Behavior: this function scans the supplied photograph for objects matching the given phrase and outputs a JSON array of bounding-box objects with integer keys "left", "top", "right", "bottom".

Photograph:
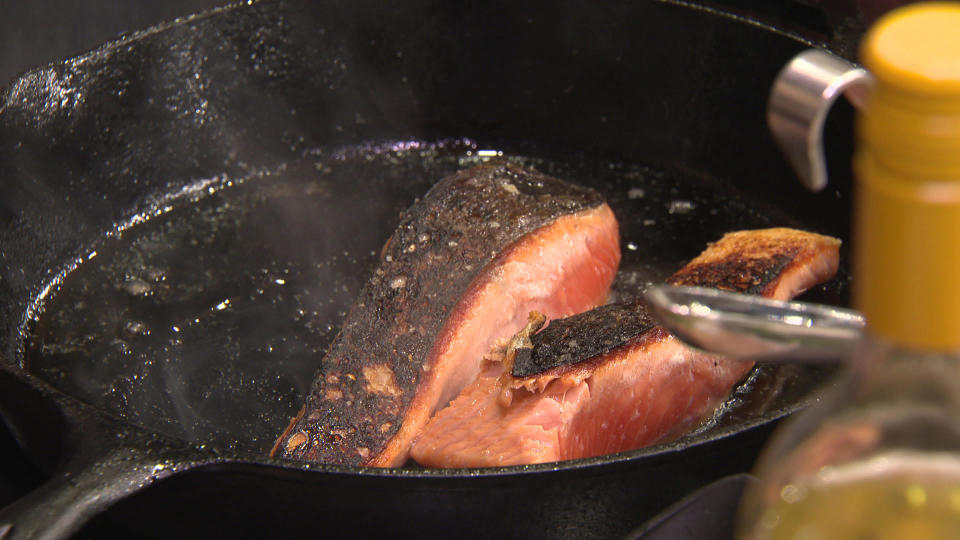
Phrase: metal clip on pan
[{"left": 767, "top": 49, "right": 873, "bottom": 192}]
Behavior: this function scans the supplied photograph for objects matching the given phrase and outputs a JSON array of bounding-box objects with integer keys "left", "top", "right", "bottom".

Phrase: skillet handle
[
  {"left": 0, "top": 409, "right": 207, "bottom": 540},
  {"left": 0, "top": 371, "right": 213, "bottom": 540},
  {"left": 0, "top": 440, "right": 162, "bottom": 540}
]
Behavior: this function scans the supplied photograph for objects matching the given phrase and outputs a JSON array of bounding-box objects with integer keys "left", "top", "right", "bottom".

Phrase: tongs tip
[{"left": 643, "top": 284, "right": 863, "bottom": 363}]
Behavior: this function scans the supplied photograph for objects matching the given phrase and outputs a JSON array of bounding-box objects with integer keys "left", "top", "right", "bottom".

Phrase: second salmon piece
[
  {"left": 410, "top": 228, "right": 841, "bottom": 467},
  {"left": 272, "top": 162, "right": 621, "bottom": 466}
]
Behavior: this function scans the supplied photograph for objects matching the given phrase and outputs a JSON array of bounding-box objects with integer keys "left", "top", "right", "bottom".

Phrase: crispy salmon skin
[
  {"left": 410, "top": 228, "right": 840, "bottom": 467},
  {"left": 272, "top": 162, "right": 620, "bottom": 466}
]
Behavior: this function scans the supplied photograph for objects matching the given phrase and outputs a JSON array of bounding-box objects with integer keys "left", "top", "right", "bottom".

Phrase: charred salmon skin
[
  {"left": 409, "top": 228, "right": 841, "bottom": 467},
  {"left": 272, "top": 162, "right": 621, "bottom": 466}
]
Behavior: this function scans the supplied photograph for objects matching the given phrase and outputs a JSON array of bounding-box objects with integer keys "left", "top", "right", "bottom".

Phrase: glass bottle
[{"left": 738, "top": 3, "right": 960, "bottom": 539}]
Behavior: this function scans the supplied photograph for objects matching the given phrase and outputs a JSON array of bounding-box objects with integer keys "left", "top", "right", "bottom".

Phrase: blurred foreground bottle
[{"left": 738, "top": 3, "right": 960, "bottom": 539}]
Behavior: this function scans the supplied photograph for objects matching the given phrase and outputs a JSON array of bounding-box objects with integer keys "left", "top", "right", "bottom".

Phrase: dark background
[
  {"left": 0, "top": 0, "right": 923, "bottom": 86},
  {"left": 0, "top": 1, "right": 229, "bottom": 86}
]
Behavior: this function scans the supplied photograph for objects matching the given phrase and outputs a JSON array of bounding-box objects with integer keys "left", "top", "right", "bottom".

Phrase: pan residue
[{"left": 21, "top": 139, "right": 839, "bottom": 458}]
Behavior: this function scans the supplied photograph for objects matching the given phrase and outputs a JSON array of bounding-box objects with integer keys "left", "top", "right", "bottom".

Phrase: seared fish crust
[{"left": 273, "top": 162, "right": 620, "bottom": 466}]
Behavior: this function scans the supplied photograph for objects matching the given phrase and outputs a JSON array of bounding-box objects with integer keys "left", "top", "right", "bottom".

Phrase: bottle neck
[
  {"left": 859, "top": 85, "right": 960, "bottom": 178},
  {"left": 853, "top": 86, "right": 960, "bottom": 351}
]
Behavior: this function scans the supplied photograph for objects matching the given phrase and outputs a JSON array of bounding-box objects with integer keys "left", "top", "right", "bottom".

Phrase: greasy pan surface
[{"left": 0, "top": 0, "right": 855, "bottom": 537}]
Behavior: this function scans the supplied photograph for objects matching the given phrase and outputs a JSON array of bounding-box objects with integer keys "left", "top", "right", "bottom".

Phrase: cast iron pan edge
[{"left": 0, "top": 0, "right": 853, "bottom": 538}]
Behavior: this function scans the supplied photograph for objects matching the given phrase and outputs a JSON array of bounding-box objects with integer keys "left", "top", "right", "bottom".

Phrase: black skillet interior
[{"left": 0, "top": 0, "right": 857, "bottom": 537}]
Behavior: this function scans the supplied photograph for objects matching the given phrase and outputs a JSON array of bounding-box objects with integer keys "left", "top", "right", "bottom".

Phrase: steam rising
[
  {"left": 25, "top": 141, "right": 476, "bottom": 454},
  {"left": 24, "top": 139, "right": 802, "bottom": 456}
]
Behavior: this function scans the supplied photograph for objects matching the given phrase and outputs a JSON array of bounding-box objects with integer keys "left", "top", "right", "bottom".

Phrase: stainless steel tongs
[
  {"left": 644, "top": 285, "right": 864, "bottom": 362},
  {"left": 643, "top": 49, "right": 873, "bottom": 362}
]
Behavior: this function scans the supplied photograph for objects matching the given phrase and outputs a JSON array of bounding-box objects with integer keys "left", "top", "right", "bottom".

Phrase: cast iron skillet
[{"left": 0, "top": 1, "right": 858, "bottom": 538}]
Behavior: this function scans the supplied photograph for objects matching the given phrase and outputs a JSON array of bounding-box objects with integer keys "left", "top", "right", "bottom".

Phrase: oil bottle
[{"left": 738, "top": 3, "right": 960, "bottom": 538}]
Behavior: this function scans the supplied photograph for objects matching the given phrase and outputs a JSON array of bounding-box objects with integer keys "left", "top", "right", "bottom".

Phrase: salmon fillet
[
  {"left": 409, "top": 228, "right": 841, "bottom": 467},
  {"left": 272, "top": 162, "right": 621, "bottom": 466}
]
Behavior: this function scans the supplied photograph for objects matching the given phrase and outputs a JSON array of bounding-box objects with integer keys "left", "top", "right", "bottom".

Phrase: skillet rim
[{"left": 0, "top": 0, "right": 849, "bottom": 480}]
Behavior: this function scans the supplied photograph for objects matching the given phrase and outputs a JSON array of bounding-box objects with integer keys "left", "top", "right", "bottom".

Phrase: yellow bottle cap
[
  {"left": 855, "top": 3, "right": 960, "bottom": 350},
  {"left": 862, "top": 2, "right": 960, "bottom": 97}
]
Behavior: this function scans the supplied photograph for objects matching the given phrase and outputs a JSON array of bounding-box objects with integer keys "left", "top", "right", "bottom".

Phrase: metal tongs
[
  {"left": 642, "top": 49, "right": 875, "bottom": 363},
  {"left": 644, "top": 285, "right": 864, "bottom": 362}
]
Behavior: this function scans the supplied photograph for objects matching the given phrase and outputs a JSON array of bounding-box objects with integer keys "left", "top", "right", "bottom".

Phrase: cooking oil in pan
[{"left": 22, "top": 139, "right": 841, "bottom": 456}]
